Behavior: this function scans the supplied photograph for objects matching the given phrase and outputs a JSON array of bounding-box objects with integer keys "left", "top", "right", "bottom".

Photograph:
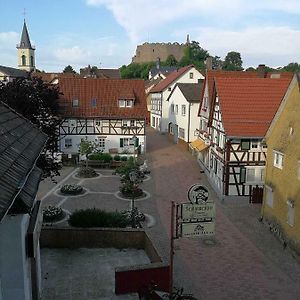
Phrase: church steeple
[{"left": 17, "top": 20, "right": 35, "bottom": 72}]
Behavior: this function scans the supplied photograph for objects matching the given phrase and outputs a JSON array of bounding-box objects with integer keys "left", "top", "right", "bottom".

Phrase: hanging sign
[
  {"left": 181, "top": 203, "right": 215, "bottom": 220},
  {"left": 187, "top": 184, "right": 209, "bottom": 204},
  {"left": 180, "top": 222, "right": 215, "bottom": 238}
]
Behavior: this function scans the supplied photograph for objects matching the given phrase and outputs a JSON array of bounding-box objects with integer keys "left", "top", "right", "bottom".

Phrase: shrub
[
  {"left": 77, "top": 166, "right": 97, "bottom": 178},
  {"left": 121, "top": 156, "right": 128, "bottom": 161},
  {"left": 120, "top": 184, "right": 144, "bottom": 198},
  {"left": 114, "top": 155, "right": 121, "bottom": 161},
  {"left": 68, "top": 208, "right": 130, "bottom": 228},
  {"left": 88, "top": 152, "right": 112, "bottom": 163},
  {"left": 43, "top": 205, "right": 64, "bottom": 222},
  {"left": 60, "top": 184, "right": 83, "bottom": 195}
]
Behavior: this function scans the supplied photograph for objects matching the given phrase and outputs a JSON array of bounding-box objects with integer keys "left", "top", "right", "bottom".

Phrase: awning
[{"left": 190, "top": 139, "right": 209, "bottom": 152}]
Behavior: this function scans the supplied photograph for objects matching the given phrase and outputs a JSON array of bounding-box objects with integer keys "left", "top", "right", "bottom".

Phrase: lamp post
[
  {"left": 132, "top": 134, "right": 137, "bottom": 164},
  {"left": 129, "top": 170, "right": 138, "bottom": 228}
]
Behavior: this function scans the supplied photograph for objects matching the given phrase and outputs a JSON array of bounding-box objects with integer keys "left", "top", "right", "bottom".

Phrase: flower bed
[
  {"left": 77, "top": 166, "right": 97, "bottom": 178},
  {"left": 120, "top": 185, "right": 144, "bottom": 198},
  {"left": 43, "top": 205, "right": 65, "bottom": 223},
  {"left": 60, "top": 184, "right": 83, "bottom": 195}
]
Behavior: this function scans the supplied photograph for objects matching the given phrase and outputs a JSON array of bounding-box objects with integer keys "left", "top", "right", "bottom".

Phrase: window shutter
[
  {"left": 120, "top": 138, "right": 124, "bottom": 147},
  {"left": 135, "top": 137, "right": 139, "bottom": 147}
]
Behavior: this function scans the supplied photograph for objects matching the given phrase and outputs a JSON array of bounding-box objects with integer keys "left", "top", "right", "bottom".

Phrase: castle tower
[{"left": 17, "top": 20, "right": 35, "bottom": 72}]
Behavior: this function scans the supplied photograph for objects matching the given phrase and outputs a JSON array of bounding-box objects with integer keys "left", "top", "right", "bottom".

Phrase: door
[{"left": 250, "top": 186, "right": 263, "bottom": 204}]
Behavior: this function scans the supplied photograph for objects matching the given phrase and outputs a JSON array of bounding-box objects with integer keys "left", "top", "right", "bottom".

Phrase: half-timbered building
[
  {"left": 195, "top": 71, "right": 293, "bottom": 202},
  {"left": 57, "top": 78, "right": 148, "bottom": 157}
]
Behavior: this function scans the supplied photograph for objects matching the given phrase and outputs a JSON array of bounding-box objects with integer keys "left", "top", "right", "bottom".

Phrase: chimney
[
  {"left": 186, "top": 34, "right": 190, "bottom": 45},
  {"left": 257, "top": 64, "right": 267, "bottom": 78},
  {"left": 205, "top": 57, "right": 213, "bottom": 71},
  {"left": 156, "top": 57, "right": 160, "bottom": 70}
]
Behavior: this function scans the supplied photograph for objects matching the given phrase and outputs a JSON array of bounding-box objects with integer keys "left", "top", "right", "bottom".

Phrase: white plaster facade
[
  {"left": 167, "top": 85, "right": 200, "bottom": 144},
  {"left": 150, "top": 67, "right": 204, "bottom": 133},
  {"left": 0, "top": 212, "right": 41, "bottom": 300}
]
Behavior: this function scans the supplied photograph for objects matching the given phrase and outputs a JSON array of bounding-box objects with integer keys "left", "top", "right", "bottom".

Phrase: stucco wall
[{"left": 262, "top": 78, "right": 300, "bottom": 246}]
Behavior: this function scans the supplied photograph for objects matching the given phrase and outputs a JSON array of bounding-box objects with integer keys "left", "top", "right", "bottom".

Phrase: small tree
[
  {"left": 165, "top": 55, "right": 178, "bottom": 66},
  {"left": 63, "top": 65, "right": 77, "bottom": 74},
  {"left": 222, "top": 51, "right": 243, "bottom": 71},
  {"left": 79, "top": 139, "right": 94, "bottom": 167}
]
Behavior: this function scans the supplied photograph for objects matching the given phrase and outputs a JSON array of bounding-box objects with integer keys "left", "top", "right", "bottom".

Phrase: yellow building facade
[{"left": 262, "top": 74, "right": 300, "bottom": 252}]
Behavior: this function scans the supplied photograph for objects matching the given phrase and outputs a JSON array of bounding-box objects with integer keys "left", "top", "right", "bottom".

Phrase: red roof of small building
[
  {"left": 215, "top": 76, "right": 293, "bottom": 137},
  {"left": 150, "top": 65, "right": 194, "bottom": 93},
  {"left": 58, "top": 78, "right": 148, "bottom": 120}
]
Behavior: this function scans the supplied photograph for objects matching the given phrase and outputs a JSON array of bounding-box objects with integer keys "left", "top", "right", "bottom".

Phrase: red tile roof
[
  {"left": 58, "top": 78, "right": 148, "bottom": 120},
  {"left": 150, "top": 65, "right": 194, "bottom": 93},
  {"left": 215, "top": 76, "right": 293, "bottom": 137}
]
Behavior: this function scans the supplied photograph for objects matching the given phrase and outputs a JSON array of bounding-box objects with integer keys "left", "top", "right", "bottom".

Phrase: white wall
[
  {"left": 161, "top": 67, "right": 204, "bottom": 132},
  {"left": 60, "top": 134, "right": 146, "bottom": 155},
  {"left": 0, "top": 214, "right": 32, "bottom": 300}
]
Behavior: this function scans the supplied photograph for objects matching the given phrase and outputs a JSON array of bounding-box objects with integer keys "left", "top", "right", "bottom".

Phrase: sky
[{"left": 1, "top": 0, "right": 300, "bottom": 72}]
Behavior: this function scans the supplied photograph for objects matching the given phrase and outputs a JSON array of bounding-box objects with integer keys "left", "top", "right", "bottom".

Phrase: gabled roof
[
  {"left": 0, "top": 102, "right": 47, "bottom": 221},
  {"left": 149, "top": 66, "right": 177, "bottom": 78},
  {"left": 214, "top": 76, "right": 293, "bottom": 138},
  {"left": 176, "top": 81, "right": 204, "bottom": 103},
  {"left": 150, "top": 65, "right": 194, "bottom": 93},
  {"left": 18, "top": 20, "right": 33, "bottom": 49},
  {"left": 0, "top": 65, "right": 28, "bottom": 78},
  {"left": 58, "top": 78, "right": 148, "bottom": 119}
]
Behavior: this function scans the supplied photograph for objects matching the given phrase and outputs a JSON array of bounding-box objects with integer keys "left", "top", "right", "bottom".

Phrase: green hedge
[
  {"left": 88, "top": 153, "right": 112, "bottom": 162},
  {"left": 68, "top": 208, "right": 130, "bottom": 228}
]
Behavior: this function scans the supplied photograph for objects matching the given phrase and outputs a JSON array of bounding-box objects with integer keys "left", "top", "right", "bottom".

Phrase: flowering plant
[{"left": 43, "top": 205, "right": 63, "bottom": 222}]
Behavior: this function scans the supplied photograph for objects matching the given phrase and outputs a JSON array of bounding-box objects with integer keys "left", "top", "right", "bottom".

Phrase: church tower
[{"left": 17, "top": 20, "right": 35, "bottom": 72}]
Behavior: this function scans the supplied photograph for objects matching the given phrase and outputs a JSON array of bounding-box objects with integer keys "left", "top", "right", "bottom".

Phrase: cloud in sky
[{"left": 86, "top": 0, "right": 300, "bottom": 67}]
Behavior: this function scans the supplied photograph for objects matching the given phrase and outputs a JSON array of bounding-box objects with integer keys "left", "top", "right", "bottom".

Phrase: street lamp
[
  {"left": 132, "top": 134, "right": 138, "bottom": 164},
  {"left": 129, "top": 170, "right": 138, "bottom": 228}
]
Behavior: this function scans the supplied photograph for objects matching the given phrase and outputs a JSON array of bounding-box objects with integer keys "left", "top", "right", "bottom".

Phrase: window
[
  {"left": 214, "top": 159, "right": 218, "bottom": 174},
  {"left": 91, "top": 98, "right": 97, "bottom": 107},
  {"left": 30, "top": 56, "right": 34, "bottom": 67},
  {"left": 130, "top": 120, "right": 135, "bottom": 127},
  {"left": 152, "top": 116, "right": 155, "bottom": 127},
  {"left": 98, "top": 138, "right": 105, "bottom": 148},
  {"left": 122, "top": 120, "right": 129, "bottom": 127},
  {"left": 72, "top": 99, "right": 79, "bottom": 107},
  {"left": 95, "top": 120, "right": 101, "bottom": 127},
  {"left": 251, "top": 140, "right": 259, "bottom": 149},
  {"left": 189, "top": 72, "right": 194, "bottom": 79},
  {"left": 273, "top": 150, "right": 284, "bottom": 169},
  {"left": 182, "top": 105, "right": 186, "bottom": 116},
  {"left": 203, "top": 97, "right": 208, "bottom": 110},
  {"left": 126, "top": 100, "right": 133, "bottom": 107},
  {"left": 171, "top": 104, "right": 174, "bottom": 114},
  {"left": 246, "top": 167, "right": 265, "bottom": 183},
  {"left": 287, "top": 200, "right": 294, "bottom": 226},
  {"left": 64, "top": 138, "right": 72, "bottom": 148},
  {"left": 119, "top": 100, "right": 125, "bottom": 107},
  {"left": 119, "top": 99, "right": 133, "bottom": 107},
  {"left": 68, "top": 119, "right": 76, "bottom": 127},
  {"left": 265, "top": 185, "right": 273, "bottom": 208},
  {"left": 179, "top": 127, "right": 185, "bottom": 139},
  {"left": 21, "top": 55, "right": 26, "bottom": 66},
  {"left": 120, "top": 138, "right": 130, "bottom": 147},
  {"left": 241, "top": 140, "right": 250, "bottom": 150},
  {"left": 168, "top": 87, "right": 172, "bottom": 91},
  {"left": 175, "top": 105, "right": 178, "bottom": 115},
  {"left": 240, "top": 167, "right": 246, "bottom": 183}
]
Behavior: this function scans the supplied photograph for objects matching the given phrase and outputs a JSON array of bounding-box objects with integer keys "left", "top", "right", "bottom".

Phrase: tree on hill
[
  {"left": 63, "top": 65, "right": 77, "bottom": 74},
  {"left": 164, "top": 55, "right": 178, "bottom": 66},
  {"left": 0, "top": 77, "right": 62, "bottom": 180},
  {"left": 222, "top": 51, "right": 243, "bottom": 71}
]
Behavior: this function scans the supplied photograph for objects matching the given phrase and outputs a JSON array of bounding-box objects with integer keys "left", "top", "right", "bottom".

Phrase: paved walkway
[{"left": 145, "top": 128, "right": 300, "bottom": 300}]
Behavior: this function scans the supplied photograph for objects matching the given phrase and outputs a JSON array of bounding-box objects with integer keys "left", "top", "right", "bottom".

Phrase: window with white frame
[
  {"left": 189, "top": 72, "right": 194, "bottom": 79},
  {"left": 175, "top": 105, "right": 178, "bottom": 115},
  {"left": 203, "top": 97, "right": 208, "bottom": 110},
  {"left": 171, "top": 104, "right": 174, "bottom": 114},
  {"left": 98, "top": 138, "right": 105, "bottom": 148},
  {"left": 251, "top": 140, "right": 259, "bottom": 150},
  {"left": 246, "top": 167, "right": 264, "bottom": 183},
  {"left": 265, "top": 185, "right": 273, "bottom": 208},
  {"left": 119, "top": 99, "right": 133, "bottom": 107},
  {"left": 120, "top": 138, "right": 130, "bottom": 147},
  {"left": 287, "top": 200, "right": 294, "bottom": 226},
  {"left": 64, "top": 138, "right": 72, "bottom": 148},
  {"left": 182, "top": 105, "right": 186, "bottom": 116},
  {"left": 179, "top": 127, "right": 185, "bottom": 139},
  {"left": 72, "top": 99, "right": 79, "bottom": 107},
  {"left": 273, "top": 150, "right": 284, "bottom": 169}
]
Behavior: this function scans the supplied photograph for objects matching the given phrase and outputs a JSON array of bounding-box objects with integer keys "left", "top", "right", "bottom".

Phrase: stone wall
[{"left": 132, "top": 42, "right": 186, "bottom": 63}]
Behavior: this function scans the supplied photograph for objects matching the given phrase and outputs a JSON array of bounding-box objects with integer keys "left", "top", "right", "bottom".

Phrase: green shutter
[
  {"left": 120, "top": 138, "right": 124, "bottom": 147},
  {"left": 135, "top": 137, "right": 139, "bottom": 147}
]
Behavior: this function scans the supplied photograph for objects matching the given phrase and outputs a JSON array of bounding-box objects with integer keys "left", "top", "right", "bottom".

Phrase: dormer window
[
  {"left": 91, "top": 98, "right": 97, "bottom": 107},
  {"left": 119, "top": 99, "right": 134, "bottom": 108},
  {"left": 72, "top": 99, "right": 79, "bottom": 107}
]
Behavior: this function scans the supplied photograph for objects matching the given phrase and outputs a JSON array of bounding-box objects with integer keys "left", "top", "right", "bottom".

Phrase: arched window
[
  {"left": 21, "top": 55, "right": 26, "bottom": 66},
  {"left": 30, "top": 56, "right": 34, "bottom": 67}
]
